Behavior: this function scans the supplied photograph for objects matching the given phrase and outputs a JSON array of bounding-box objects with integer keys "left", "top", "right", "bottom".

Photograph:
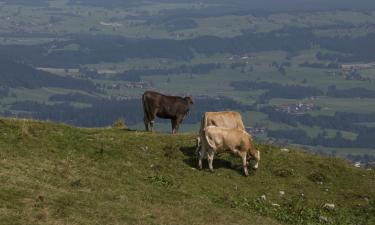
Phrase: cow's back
[
  {"left": 143, "top": 91, "right": 162, "bottom": 106},
  {"left": 200, "top": 111, "right": 245, "bottom": 133}
]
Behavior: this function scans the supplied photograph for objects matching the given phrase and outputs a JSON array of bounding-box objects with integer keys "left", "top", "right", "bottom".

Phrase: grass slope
[{"left": 0, "top": 118, "right": 374, "bottom": 225}]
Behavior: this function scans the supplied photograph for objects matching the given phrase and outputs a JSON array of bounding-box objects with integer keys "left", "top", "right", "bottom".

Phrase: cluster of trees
[
  {"left": 268, "top": 129, "right": 354, "bottom": 148},
  {"left": 299, "top": 61, "right": 339, "bottom": 69},
  {"left": 114, "top": 63, "right": 221, "bottom": 82},
  {"left": 261, "top": 106, "right": 375, "bottom": 131},
  {"left": 231, "top": 81, "right": 322, "bottom": 101},
  {"left": 163, "top": 18, "right": 198, "bottom": 32},
  {"left": 269, "top": 128, "right": 375, "bottom": 148},
  {"left": 49, "top": 93, "right": 99, "bottom": 103},
  {"left": 327, "top": 85, "right": 375, "bottom": 98},
  {"left": 0, "top": 58, "right": 96, "bottom": 91},
  {"left": 40, "top": 36, "right": 195, "bottom": 67},
  {"left": 261, "top": 106, "right": 375, "bottom": 148},
  {"left": 270, "top": 61, "right": 291, "bottom": 75},
  {"left": 316, "top": 33, "right": 375, "bottom": 62}
]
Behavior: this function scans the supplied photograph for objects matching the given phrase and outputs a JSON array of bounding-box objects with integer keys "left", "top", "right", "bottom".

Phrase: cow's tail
[
  {"left": 195, "top": 113, "right": 206, "bottom": 154},
  {"left": 204, "top": 130, "right": 216, "bottom": 150},
  {"left": 195, "top": 136, "right": 201, "bottom": 156},
  {"left": 199, "top": 113, "right": 207, "bottom": 136}
]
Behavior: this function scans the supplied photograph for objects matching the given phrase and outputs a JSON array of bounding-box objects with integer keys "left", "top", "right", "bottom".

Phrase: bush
[{"left": 112, "top": 118, "right": 127, "bottom": 129}]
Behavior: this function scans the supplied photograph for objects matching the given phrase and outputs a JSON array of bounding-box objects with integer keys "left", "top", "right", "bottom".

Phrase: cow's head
[
  {"left": 246, "top": 150, "right": 260, "bottom": 170},
  {"left": 184, "top": 96, "right": 194, "bottom": 106}
]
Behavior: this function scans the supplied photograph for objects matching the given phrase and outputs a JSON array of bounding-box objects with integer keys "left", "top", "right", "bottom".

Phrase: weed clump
[
  {"left": 273, "top": 168, "right": 294, "bottom": 177},
  {"left": 146, "top": 175, "right": 173, "bottom": 187},
  {"left": 308, "top": 171, "right": 329, "bottom": 183},
  {"left": 112, "top": 118, "right": 127, "bottom": 129}
]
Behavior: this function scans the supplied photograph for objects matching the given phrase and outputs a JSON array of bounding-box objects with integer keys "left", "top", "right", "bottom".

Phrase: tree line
[
  {"left": 0, "top": 58, "right": 97, "bottom": 91},
  {"left": 113, "top": 63, "right": 221, "bottom": 82},
  {"left": 327, "top": 85, "right": 375, "bottom": 98},
  {"left": 3, "top": 28, "right": 375, "bottom": 67},
  {"left": 261, "top": 106, "right": 375, "bottom": 148},
  {"left": 6, "top": 95, "right": 251, "bottom": 127},
  {"left": 230, "top": 81, "right": 323, "bottom": 101}
]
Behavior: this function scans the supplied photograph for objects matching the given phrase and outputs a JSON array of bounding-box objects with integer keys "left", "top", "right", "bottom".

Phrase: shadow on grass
[{"left": 179, "top": 146, "right": 254, "bottom": 176}]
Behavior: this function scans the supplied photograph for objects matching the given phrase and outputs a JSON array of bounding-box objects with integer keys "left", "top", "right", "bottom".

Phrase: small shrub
[
  {"left": 112, "top": 118, "right": 127, "bottom": 129},
  {"left": 273, "top": 168, "right": 295, "bottom": 177},
  {"left": 18, "top": 120, "right": 33, "bottom": 138},
  {"left": 308, "top": 171, "right": 329, "bottom": 183},
  {"left": 20, "top": 123, "right": 30, "bottom": 137},
  {"left": 146, "top": 175, "right": 173, "bottom": 187}
]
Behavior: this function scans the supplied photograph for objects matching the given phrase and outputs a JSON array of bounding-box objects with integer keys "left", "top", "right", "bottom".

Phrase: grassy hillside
[{"left": 0, "top": 118, "right": 374, "bottom": 225}]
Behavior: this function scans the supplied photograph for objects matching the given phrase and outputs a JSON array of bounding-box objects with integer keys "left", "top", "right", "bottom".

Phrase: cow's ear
[
  {"left": 189, "top": 97, "right": 194, "bottom": 104},
  {"left": 185, "top": 96, "right": 194, "bottom": 104}
]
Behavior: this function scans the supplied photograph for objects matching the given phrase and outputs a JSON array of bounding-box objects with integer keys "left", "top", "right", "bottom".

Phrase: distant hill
[
  {"left": 0, "top": 118, "right": 374, "bottom": 225},
  {"left": 0, "top": 59, "right": 96, "bottom": 91},
  {"left": 68, "top": 0, "right": 375, "bottom": 12}
]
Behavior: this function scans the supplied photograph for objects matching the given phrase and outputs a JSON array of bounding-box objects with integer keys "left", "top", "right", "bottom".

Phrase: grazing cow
[
  {"left": 198, "top": 126, "right": 260, "bottom": 176},
  {"left": 142, "top": 91, "right": 193, "bottom": 134},
  {"left": 196, "top": 111, "right": 245, "bottom": 154}
]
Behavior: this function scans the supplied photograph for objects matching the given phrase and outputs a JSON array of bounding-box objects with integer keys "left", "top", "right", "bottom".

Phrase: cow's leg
[
  {"left": 207, "top": 150, "right": 215, "bottom": 173},
  {"left": 240, "top": 152, "right": 249, "bottom": 176},
  {"left": 144, "top": 116, "right": 149, "bottom": 131},
  {"left": 149, "top": 112, "right": 156, "bottom": 132},
  {"left": 174, "top": 116, "right": 184, "bottom": 134},
  {"left": 150, "top": 120, "right": 155, "bottom": 132},
  {"left": 253, "top": 150, "right": 260, "bottom": 170},
  {"left": 198, "top": 144, "right": 206, "bottom": 170},
  {"left": 171, "top": 118, "right": 178, "bottom": 134},
  {"left": 195, "top": 136, "right": 201, "bottom": 156}
]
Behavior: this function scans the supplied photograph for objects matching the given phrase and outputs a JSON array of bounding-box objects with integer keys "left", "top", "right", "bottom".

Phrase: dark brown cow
[{"left": 142, "top": 91, "right": 193, "bottom": 134}]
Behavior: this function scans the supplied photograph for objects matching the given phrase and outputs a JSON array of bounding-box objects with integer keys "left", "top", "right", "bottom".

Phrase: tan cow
[
  {"left": 196, "top": 111, "right": 245, "bottom": 153},
  {"left": 200, "top": 111, "right": 245, "bottom": 132},
  {"left": 198, "top": 126, "right": 260, "bottom": 176}
]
